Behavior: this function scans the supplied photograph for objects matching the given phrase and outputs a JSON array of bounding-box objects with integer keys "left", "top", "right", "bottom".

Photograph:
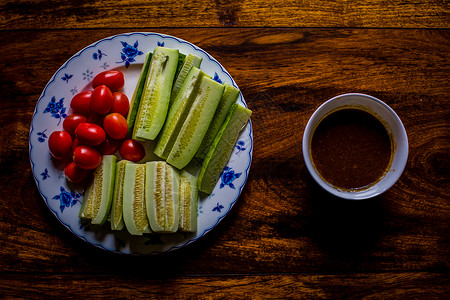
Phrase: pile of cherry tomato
[{"left": 48, "top": 70, "right": 145, "bottom": 183}]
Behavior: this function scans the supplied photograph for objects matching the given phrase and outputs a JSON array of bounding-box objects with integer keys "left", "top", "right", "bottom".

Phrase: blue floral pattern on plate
[
  {"left": 220, "top": 166, "right": 242, "bottom": 190},
  {"left": 37, "top": 129, "right": 48, "bottom": 143},
  {"left": 53, "top": 187, "right": 82, "bottom": 213},
  {"left": 92, "top": 49, "right": 107, "bottom": 60},
  {"left": 82, "top": 69, "right": 94, "bottom": 81},
  {"left": 117, "top": 41, "right": 144, "bottom": 68},
  {"left": 29, "top": 32, "right": 253, "bottom": 255},
  {"left": 235, "top": 140, "right": 246, "bottom": 154},
  {"left": 43, "top": 96, "right": 67, "bottom": 125}
]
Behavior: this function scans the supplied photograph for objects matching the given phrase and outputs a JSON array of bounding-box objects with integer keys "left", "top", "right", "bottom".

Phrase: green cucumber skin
[
  {"left": 127, "top": 52, "right": 152, "bottom": 137},
  {"left": 154, "top": 67, "right": 208, "bottom": 160},
  {"left": 110, "top": 160, "right": 129, "bottom": 231},
  {"left": 195, "top": 83, "right": 240, "bottom": 161},
  {"left": 178, "top": 170, "right": 198, "bottom": 233},
  {"left": 167, "top": 76, "right": 225, "bottom": 169},
  {"left": 133, "top": 47, "right": 179, "bottom": 141},
  {"left": 198, "top": 103, "right": 252, "bottom": 194},
  {"left": 173, "top": 53, "right": 187, "bottom": 84},
  {"left": 91, "top": 155, "right": 117, "bottom": 225},
  {"left": 170, "top": 53, "right": 203, "bottom": 107}
]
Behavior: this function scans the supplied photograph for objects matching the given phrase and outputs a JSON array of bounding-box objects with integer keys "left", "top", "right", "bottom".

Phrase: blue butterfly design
[
  {"left": 41, "top": 168, "right": 50, "bottom": 180},
  {"left": 61, "top": 73, "right": 73, "bottom": 83},
  {"left": 212, "top": 203, "right": 224, "bottom": 213},
  {"left": 212, "top": 72, "right": 223, "bottom": 84}
]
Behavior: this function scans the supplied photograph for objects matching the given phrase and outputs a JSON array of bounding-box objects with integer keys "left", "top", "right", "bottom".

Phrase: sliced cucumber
[
  {"left": 174, "top": 53, "right": 187, "bottom": 83},
  {"left": 122, "top": 163, "right": 150, "bottom": 235},
  {"left": 110, "top": 160, "right": 129, "bottom": 230},
  {"left": 126, "top": 52, "right": 152, "bottom": 137},
  {"left": 154, "top": 67, "right": 208, "bottom": 160},
  {"left": 133, "top": 47, "right": 179, "bottom": 141},
  {"left": 178, "top": 170, "right": 198, "bottom": 232},
  {"left": 145, "top": 161, "right": 165, "bottom": 232},
  {"left": 166, "top": 76, "right": 225, "bottom": 169},
  {"left": 79, "top": 155, "right": 117, "bottom": 224},
  {"left": 195, "top": 83, "right": 240, "bottom": 161},
  {"left": 170, "top": 53, "right": 203, "bottom": 107},
  {"left": 146, "top": 161, "right": 180, "bottom": 233},
  {"left": 198, "top": 103, "right": 252, "bottom": 194},
  {"left": 79, "top": 179, "right": 94, "bottom": 220},
  {"left": 163, "top": 162, "right": 179, "bottom": 233}
]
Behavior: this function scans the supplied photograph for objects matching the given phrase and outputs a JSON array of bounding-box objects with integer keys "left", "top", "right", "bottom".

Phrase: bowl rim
[{"left": 302, "top": 93, "right": 409, "bottom": 200}]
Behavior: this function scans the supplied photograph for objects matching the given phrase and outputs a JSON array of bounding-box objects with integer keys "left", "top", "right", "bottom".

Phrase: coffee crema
[{"left": 310, "top": 108, "right": 393, "bottom": 190}]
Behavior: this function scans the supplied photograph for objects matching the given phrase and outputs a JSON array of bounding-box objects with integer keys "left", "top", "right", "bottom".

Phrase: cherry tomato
[
  {"left": 98, "top": 138, "right": 122, "bottom": 155},
  {"left": 92, "top": 70, "right": 125, "bottom": 92},
  {"left": 103, "top": 113, "right": 128, "bottom": 140},
  {"left": 72, "top": 138, "right": 81, "bottom": 151},
  {"left": 110, "top": 92, "right": 130, "bottom": 117},
  {"left": 119, "top": 139, "right": 145, "bottom": 162},
  {"left": 48, "top": 131, "right": 72, "bottom": 160},
  {"left": 87, "top": 113, "right": 104, "bottom": 127},
  {"left": 64, "top": 162, "right": 91, "bottom": 183},
  {"left": 75, "top": 123, "right": 106, "bottom": 146},
  {"left": 63, "top": 113, "right": 87, "bottom": 136},
  {"left": 90, "top": 85, "right": 113, "bottom": 115},
  {"left": 73, "top": 145, "right": 102, "bottom": 170},
  {"left": 70, "top": 91, "right": 92, "bottom": 116}
]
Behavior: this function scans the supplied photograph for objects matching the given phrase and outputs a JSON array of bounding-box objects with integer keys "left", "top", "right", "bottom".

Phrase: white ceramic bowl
[{"left": 302, "top": 93, "right": 408, "bottom": 200}]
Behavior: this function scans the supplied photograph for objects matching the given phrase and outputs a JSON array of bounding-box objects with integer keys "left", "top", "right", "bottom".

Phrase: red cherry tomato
[
  {"left": 92, "top": 70, "right": 125, "bottom": 92},
  {"left": 63, "top": 114, "right": 87, "bottom": 136},
  {"left": 119, "top": 139, "right": 145, "bottom": 162},
  {"left": 73, "top": 145, "right": 102, "bottom": 170},
  {"left": 72, "top": 138, "right": 81, "bottom": 151},
  {"left": 103, "top": 113, "right": 128, "bottom": 140},
  {"left": 90, "top": 85, "right": 113, "bottom": 115},
  {"left": 64, "top": 162, "right": 91, "bottom": 183},
  {"left": 48, "top": 131, "right": 72, "bottom": 160},
  {"left": 110, "top": 92, "right": 130, "bottom": 117},
  {"left": 87, "top": 113, "right": 104, "bottom": 127},
  {"left": 70, "top": 91, "right": 92, "bottom": 116},
  {"left": 98, "top": 138, "right": 122, "bottom": 155},
  {"left": 75, "top": 123, "right": 106, "bottom": 146}
]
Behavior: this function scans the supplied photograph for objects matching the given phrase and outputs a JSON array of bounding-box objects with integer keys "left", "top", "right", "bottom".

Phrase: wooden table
[{"left": 1, "top": 1, "right": 448, "bottom": 298}]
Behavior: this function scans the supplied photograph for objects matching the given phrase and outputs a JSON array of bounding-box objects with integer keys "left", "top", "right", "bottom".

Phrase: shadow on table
[{"left": 303, "top": 171, "right": 387, "bottom": 260}]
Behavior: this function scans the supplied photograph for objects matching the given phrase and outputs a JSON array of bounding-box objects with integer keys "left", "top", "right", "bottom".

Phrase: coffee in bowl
[{"left": 302, "top": 93, "right": 408, "bottom": 200}]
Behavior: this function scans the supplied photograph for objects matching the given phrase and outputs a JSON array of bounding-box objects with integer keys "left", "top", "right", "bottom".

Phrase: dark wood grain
[
  {"left": 1, "top": 272, "right": 447, "bottom": 298},
  {"left": 0, "top": 5, "right": 449, "bottom": 298},
  {"left": 0, "top": 0, "right": 448, "bottom": 29}
]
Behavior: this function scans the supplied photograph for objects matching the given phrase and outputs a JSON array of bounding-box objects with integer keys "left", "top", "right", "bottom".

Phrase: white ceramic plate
[{"left": 29, "top": 32, "right": 253, "bottom": 254}]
